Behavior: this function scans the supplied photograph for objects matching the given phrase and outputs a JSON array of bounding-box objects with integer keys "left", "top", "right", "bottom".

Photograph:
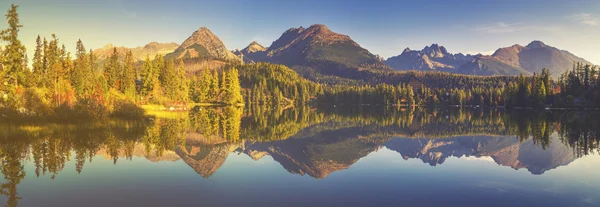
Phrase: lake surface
[{"left": 0, "top": 107, "right": 599, "bottom": 207}]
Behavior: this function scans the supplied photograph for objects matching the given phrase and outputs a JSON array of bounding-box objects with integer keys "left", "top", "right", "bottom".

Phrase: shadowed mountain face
[
  {"left": 386, "top": 41, "right": 593, "bottom": 78},
  {"left": 242, "top": 124, "right": 388, "bottom": 178},
  {"left": 236, "top": 24, "right": 392, "bottom": 82},
  {"left": 233, "top": 41, "right": 267, "bottom": 64},
  {"left": 165, "top": 27, "right": 240, "bottom": 62}
]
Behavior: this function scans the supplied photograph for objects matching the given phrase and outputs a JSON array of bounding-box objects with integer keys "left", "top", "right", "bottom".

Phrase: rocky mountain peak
[
  {"left": 166, "top": 26, "right": 239, "bottom": 61},
  {"left": 307, "top": 24, "right": 330, "bottom": 32},
  {"left": 526, "top": 40, "right": 548, "bottom": 49},
  {"left": 243, "top": 41, "right": 267, "bottom": 53},
  {"left": 422, "top": 43, "right": 449, "bottom": 58}
]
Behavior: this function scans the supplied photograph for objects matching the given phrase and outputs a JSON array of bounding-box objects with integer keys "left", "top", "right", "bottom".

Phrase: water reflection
[{"left": 0, "top": 106, "right": 599, "bottom": 206}]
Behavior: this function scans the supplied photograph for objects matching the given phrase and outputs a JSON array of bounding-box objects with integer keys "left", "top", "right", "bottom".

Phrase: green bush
[
  {"left": 72, "top": 98, "right": 108, "bottom": 120},
  {"left": 112, "top": 101, "right": 146, "bottom": 120},
  {"left": 22, "top": 88, "right": 52, "bottom": 116}
]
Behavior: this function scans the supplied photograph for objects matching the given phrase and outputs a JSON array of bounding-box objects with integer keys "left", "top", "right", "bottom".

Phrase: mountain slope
[
  {"left": 165, "top": 27, "right": 240, "bottom": 62},
  {"left": 243, "top": 24, "right": 392, "bottom": 83},
  {"left": 457, "top": 41, "right": 593, "bottom": 78},
  {"left": 385, "top": 44, "right": 473, "bottom": 71},
  {"left": 386, "top": 41, "right": 593, "bottom": 78},
  {"left": 233, "top": 41, "right": 267, "bottom": 63}
]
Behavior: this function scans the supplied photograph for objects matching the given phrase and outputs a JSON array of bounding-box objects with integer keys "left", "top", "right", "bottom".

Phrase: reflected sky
[
  {"left": 1, "top": 107, "right": 600, "bottom": 207},
  {"left": 6, "top": 141, "right": 600, "bottom": 207}
]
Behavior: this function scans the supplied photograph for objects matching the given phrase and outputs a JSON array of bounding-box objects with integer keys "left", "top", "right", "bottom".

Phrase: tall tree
[
  {"left": 0, "top": 4, "right": 27, "bottom": 88},
  {"left": 140, "top": 55, "right": 156, "bottom": 97},
  {"left": 223, "top": 67, "right": 243, "bottom": 105},
  {"left": 177, "top": 59, "right": 189, "bottom": 101},
  {"left": 32, "top": 35, "right": 44, "bottom": 86},
  {"left": 104, "top": 48, "right": 121, "bottom": 90},
  {"left": 162, "top": 59, "right": 178, "bottom": 100},
  {"left": 121, "top": 50, "right": 136, "bottom": 97}
]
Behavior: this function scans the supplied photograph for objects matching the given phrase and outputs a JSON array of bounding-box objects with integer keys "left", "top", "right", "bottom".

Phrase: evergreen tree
[
  {"left": 162, "top": 59, "right": 178, "bottom": 100},
  {"left": 89, "top": 49, "right": 98, "bottom": 74},
  {"left": 140, "top": 55, "right": 157, "bottom": 96},
  {"left": 72, "top": 39, "right": 92, "bottom": 98},
  {"left": 177, "top": 60, "right": 189, "bottom": 101},
  {"left": 122, "top": 50, "right": 136, "bottom": 97},
  {"left": 104, "top": 48, "right": 121, "bottom": 90},
  {"left": 0, "top": 4, "right": 27, "bottom": 88},
  {"left": 223, "top": 67, "right": 243, "bottom": 105},
  {"left": 32, "top": 35, "right": 44, "bottom": 86}
]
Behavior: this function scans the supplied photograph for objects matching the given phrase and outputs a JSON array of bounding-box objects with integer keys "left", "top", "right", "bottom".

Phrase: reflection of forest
[{"left": 0, "top": 106, "right": 599, "bottom": 206}]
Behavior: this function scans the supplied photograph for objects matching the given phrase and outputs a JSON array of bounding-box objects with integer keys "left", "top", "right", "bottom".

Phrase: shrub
[
  {"left": 72, "top": 98, "right": 108, "bottom": 120},
  {"left": 22, "top": 88, "right": 52, "bottom": 116},
  {"left": 112, "top": 101, "right": 146, "bottom": 120}
]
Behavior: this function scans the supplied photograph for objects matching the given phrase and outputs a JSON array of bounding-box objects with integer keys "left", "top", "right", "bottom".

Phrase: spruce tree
[
  {"left": 122, "top": 50, "right": 136, "bottom": 97},
  {"left": 177, "top": 60, "right": 189, "bottom": 101},
  {"left": 1, "top": 4, "right": 27, "bottom": 88},
  {"left": 140, "top": 55, "right": 155, "bottom": 96},
  {"left": 72, "top": 39, "right": 91, "bottom": 98},
  {"left": 104, "top": 48, "right": 121, "bottom": 90},
  {"left": 162, "top": 59, "right": 178, "bottom": 100},
  {"left": 32, "top": 35, "right": 44, "bottom": 86},
  {"left": 224, "top": 67, "right": 243, "bottom": 105}
]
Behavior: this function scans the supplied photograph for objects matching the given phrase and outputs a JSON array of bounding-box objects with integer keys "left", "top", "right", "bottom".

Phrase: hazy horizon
[{"left": 2, "top": 0, "right": 600, "bottom": 64}]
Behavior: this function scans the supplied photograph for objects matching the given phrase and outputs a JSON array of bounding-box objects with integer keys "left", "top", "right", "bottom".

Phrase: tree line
[{"left": 317, "top": 65, "right": 600, "bottom": 108}]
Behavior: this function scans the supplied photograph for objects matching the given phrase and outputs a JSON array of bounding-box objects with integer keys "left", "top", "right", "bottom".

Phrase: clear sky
[{"left": 2, "top": 0, "right": 600, "bottom": 63}]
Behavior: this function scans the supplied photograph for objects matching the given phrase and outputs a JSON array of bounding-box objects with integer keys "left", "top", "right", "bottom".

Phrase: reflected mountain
[
  {"left": 0, "top": 106, "right": 599, "bottom": 207},
  {"left": 241, "top": 124, "right": 388, "bottom": 178},
  {"left": 385, "top": 134, "right": 576, "bottom": 174},
  {"left": 175, "top": 139, "right": 242, "bottom": 178}
]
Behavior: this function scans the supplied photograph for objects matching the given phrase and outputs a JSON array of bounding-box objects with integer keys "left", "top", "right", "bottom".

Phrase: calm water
[{"left": 0, "top": 107, "right": 599, "bottom": 207}]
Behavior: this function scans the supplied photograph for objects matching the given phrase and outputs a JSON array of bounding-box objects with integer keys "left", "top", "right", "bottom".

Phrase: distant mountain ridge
[
  {"left": 386, "top": 41, "right": 593, "bottom": 78},
  {"left": 385, "top": 44, "right": 474, "bottom": 71},
  {"left": 93, "top": 42, "right": 179, "bottom": 63}
]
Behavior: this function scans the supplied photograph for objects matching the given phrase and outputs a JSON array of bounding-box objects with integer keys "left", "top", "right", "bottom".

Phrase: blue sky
[{"left": 2, "top": 0, "right": 600, "bottom": 63}]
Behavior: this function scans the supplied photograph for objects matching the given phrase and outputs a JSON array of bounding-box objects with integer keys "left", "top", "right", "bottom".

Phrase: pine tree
[
  {"left": 140, "top": 55, "right": 156, "bottom": 96},
  {"left": 162, "top": 59, "right": 178, "bottom": 100},
  {"left": 223, "top": 67, "right": 243, "bottom": 105},
  {"left": 72, "top": 39, "right": 92, "bottom": 98},
  {"left": 0, "top": 4, "right": 27, "bottom": 88},
  {"left": 122, "top": 50, "right": 136, "bottom": 97},
  {"left": 89, "top": 49, "right": 98, "bottom": 73},
  {"left": 104, "top": 48, "right": 121, "bottom": 90},
  {"left": 177, "top": 60, "right": 189, "bottom": 101},
  {"left": 32, "top": 35, "right": 44, "bottom": 86},
  {"left": 208, "top": 69, "right": 219, "bottom": 102}
]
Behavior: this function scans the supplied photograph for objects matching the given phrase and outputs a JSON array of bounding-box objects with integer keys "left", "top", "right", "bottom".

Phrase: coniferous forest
[{"left": 1, "top": 4, "right": 599, "bottom": 123}]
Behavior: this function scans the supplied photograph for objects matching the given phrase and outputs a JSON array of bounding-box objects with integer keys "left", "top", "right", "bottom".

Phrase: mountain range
[
  {"left": 96, "top": 24, "right": 594, "bottom": 80},
  {"left": 105, "top": 125, "right": 578, "bottom": 178},
  {"left": 385, "top": 41, "right": 593, "bottom": 78},
  {"left": 93, "top": 42, "right": 179, "bottom": 64}
]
